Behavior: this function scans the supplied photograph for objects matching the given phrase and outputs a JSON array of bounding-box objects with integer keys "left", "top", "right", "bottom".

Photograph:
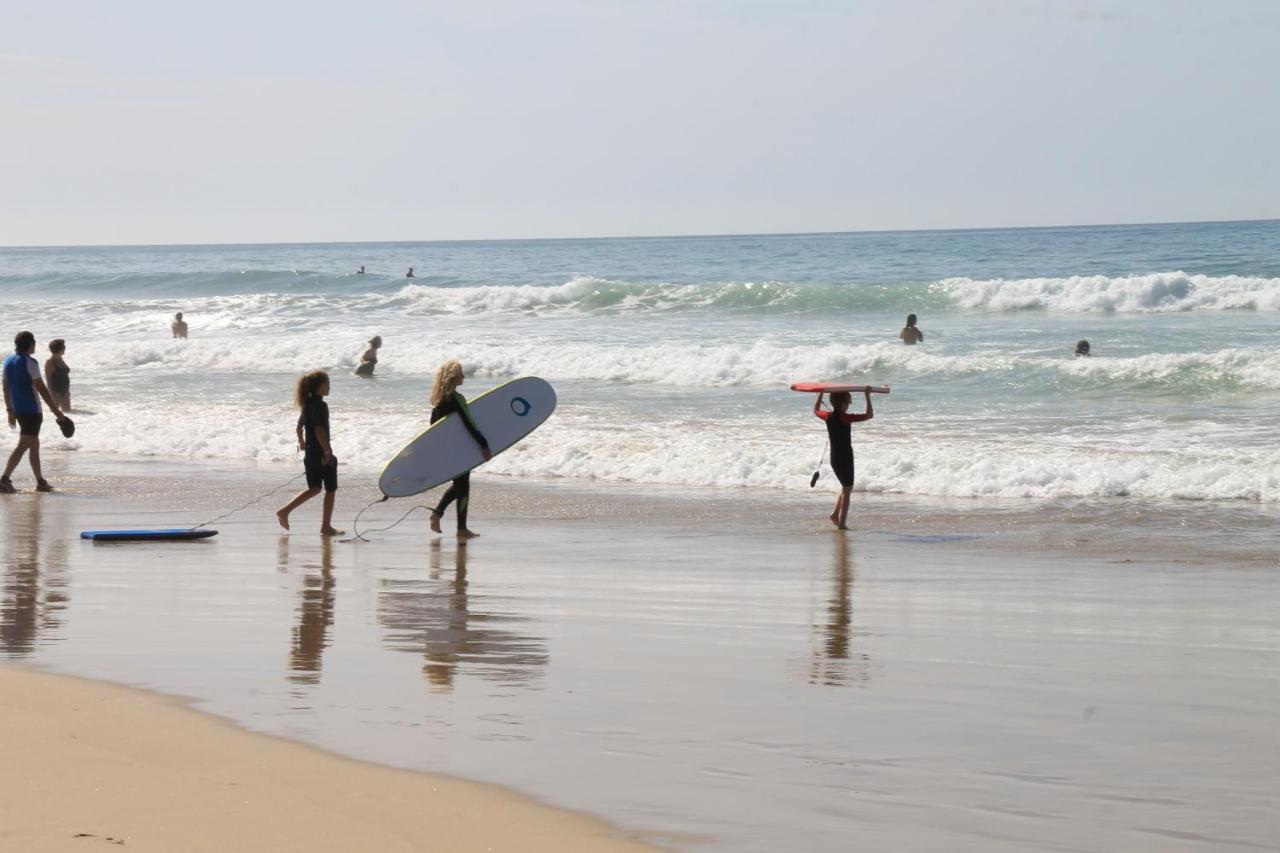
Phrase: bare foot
[
  {"left": 836, "top": 523, "right": 848, "bottom": 531},
  {"left": 36, "top": 480, "right": 55, "bottom": 493},
  {"left": 320, "top": 527, "right": 345, "bottom": 537},
  {"left": 829, "top": 514, "right": 841, "bottom": 527},
  {"left": 457, "top": 529, "right": 480, "bottom": 543},
  {"left": 429, "top": 511, "right": 442, "bottom": 534},
  {"left": 276, "top": 509, "right": 290, "bottom": 531}
]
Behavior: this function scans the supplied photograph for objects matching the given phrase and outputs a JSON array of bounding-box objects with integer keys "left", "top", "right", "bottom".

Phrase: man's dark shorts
[
  {"left": 15, "top": 413, "right": 42, "bottom": 437},
  {"left": 304, "top": 457, "right": 338, "bottom": 492}
]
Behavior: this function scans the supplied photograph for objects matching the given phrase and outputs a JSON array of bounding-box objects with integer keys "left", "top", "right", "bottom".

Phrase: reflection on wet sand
[
  {"left": 809, "top": 534, "right": 870, "bottom": 687},
  {"left": 379, "top": 544, "right": 548, "bottom": 693},
  {"left": 284, "top": 536, "right": 336, "bottom": 686},
  {"left": 1, "top": 496, "right": 70, "bottom": 657}
]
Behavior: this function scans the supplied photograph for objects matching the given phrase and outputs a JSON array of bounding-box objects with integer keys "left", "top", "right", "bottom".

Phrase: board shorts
[
  {"left": 830, "top": 455, "right": 854, "bottom": 489},
  {"left": 15, "top": 413, "right": 42, "bottom": 437},
  {"left": 304, "top": 457, "right": 338, "bottom": 492}
]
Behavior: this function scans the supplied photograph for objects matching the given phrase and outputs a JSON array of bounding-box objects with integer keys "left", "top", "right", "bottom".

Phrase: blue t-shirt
[{"left": 3, "top": 353, "right": 40, "bottom": 415}]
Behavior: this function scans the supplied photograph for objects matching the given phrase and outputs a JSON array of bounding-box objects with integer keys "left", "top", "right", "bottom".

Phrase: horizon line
[{"left": 2, "top": 215, "right": 1276, "bottom": 251}]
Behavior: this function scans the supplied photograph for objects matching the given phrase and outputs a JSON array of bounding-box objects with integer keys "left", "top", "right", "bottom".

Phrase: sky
[{"left": 2, "top": 0, "right": 1277, "bottom": 245}]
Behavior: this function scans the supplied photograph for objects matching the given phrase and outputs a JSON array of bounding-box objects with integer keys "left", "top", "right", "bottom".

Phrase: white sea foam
[
  {"left": 58, "top": 334, "right": 1280, "bottom": 392},
  {"left": 940, "top": 272, "right": 1280, "bottom": 313},
  {"left": 54, "top": 401, "right": 1280, "bottom": 503}
]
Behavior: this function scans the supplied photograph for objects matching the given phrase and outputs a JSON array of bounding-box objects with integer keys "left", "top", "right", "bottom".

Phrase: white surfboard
[{"left": 378, "top": 377, "right": 556, "bottom": 499}]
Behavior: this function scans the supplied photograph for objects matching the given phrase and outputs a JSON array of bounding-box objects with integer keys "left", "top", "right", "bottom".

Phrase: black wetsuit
[
  {"left": 48, "top": 360, "right": 70, "bottom": 395},
  {"left": 298, "top": 397, "right": 337, "bottom": 492},
  {"left": 818, "top": 410, "right": 855, "bottom": 488},
  {"left": 431, "top": 391, "right": 489, "bottom": 530}
]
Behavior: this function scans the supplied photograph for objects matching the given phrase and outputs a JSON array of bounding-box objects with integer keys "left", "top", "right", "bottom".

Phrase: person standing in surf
[
  {"left": 428, "top": 359, "right": 491, "bottom": 542},
  {"left": 171, "top": 312, "right": 188, "bottom": 339},
  {"left": 44, "top": 339, "right": 71, "bottom": 413},
  {"left": 354, "top": 335, "right": 382, "bottom": 377},
  {"left": 814, "top": 389, "right": 873, "bottom": 530},
  {"left": 276, "top": 370, "right": 343, "bottom": 536},
  {"left": 899, "top": 314, "right": 923, "bottom": 345}
]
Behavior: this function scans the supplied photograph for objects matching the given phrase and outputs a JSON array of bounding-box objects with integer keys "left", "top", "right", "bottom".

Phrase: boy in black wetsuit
[
  {"left": 427, "top": 359, "right": 491, "bottom": 542},
  {"left": 814, "top": 389, "right": 873, "bottom": 530}
]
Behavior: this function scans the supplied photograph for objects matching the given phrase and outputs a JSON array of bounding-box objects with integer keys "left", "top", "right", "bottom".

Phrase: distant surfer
[
  {"left": 276, "top": 370, "right": 344, "bottom": 536},
  {"left": 2, "top": 331, "right": 71, "bottom": 494},
  {"left": 427, "top": 359, "right": 491, "bottom": 542},
  {"left": 355, "top": 335, "right": 382, "bottom": 377},
  {"left": 357, "top": 265, "right": 366, "bottom": 275},
  {"left": 899, "top": 314, "right": 923, "bottom": 345},
  {"left": 406, "top": 267, "right": 415, "bottom": 279},
  {"left": 44, "top": 338, "right": 71, "bottom": 412},
  {"left": 1074, "top": 339, "right": 1091, "bottom": 357},
  {"left": 171, "top": 312, "right": 188, "bottom": 339},
  {"left": 814, "top": 389, "right": 873, "bottom": 530}
]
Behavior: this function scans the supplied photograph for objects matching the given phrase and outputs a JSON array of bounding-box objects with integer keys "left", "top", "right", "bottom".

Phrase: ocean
[{"left": 3, "top": 219, "right": 1279, "bottom": 503}]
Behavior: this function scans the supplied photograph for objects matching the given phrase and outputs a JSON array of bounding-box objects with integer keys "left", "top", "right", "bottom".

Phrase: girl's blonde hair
[
  {"left": 294, "top": 370, "right": 329, "bottom": 408},
  {"left": 430, "top": 359, "right": 464, "bottom": 406}
]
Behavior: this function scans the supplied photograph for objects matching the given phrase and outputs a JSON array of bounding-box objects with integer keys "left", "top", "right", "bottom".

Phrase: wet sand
[{"left": 3, "top": 456, "right": 1279, "bottom": 851}]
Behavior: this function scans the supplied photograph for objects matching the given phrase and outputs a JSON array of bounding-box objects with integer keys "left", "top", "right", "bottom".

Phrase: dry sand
[{"left": 0, "top": 665, "right": 654, "bottom": 853}]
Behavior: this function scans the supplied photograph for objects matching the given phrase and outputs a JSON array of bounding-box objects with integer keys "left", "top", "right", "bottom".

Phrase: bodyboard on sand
[{"left": 81, "top": 528, "right": 218, "bottom": 542}]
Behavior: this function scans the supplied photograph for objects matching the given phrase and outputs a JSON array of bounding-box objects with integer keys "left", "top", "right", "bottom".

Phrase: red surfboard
[{"left": 791, "top": 382, "right": 890, "bottom": 394}]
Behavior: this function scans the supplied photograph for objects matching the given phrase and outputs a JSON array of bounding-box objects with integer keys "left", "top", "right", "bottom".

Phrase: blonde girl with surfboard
[
  {"left": 814, "top": 389, "right": 873, "bottom": 530},
  {"left": 428, "top": 360, "right": 491, "bottom": 542}
]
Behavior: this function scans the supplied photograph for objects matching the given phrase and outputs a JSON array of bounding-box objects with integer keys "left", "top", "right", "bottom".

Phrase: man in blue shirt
[{"left": 3, "top": 330, "right": 70, "bottom": 493}]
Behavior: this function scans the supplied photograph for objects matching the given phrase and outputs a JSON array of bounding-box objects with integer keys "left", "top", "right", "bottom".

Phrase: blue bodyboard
[{"left": 81, "top": 528, "right": 218, "bottom": 542}]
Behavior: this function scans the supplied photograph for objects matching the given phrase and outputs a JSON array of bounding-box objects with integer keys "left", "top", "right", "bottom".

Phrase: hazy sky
[{"left": 2, "top": 0, "right": 1277, "bottom": 245}]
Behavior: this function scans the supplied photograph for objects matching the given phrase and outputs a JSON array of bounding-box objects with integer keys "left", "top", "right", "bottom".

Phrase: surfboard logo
[{"left": 510, "top": 396, "right": 531, "bottom": 417}]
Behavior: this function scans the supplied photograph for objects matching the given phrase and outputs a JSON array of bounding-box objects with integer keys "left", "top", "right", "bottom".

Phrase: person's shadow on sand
[
  {"left": 378, "top": 543, "right": 549, "bottom": 693},
  {"left": 808, "top": 534, "right": 871, "bottom": 687},
  {"left": 282, "top": 536, "right": 336, "bottom": 686}
]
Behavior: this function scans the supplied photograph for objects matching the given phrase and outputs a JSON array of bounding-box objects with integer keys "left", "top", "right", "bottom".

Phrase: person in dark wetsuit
[
  {"left": 276, "top": 370, "right": 344, "bottom": 536},
  {"left": 427, "top": 359, "right": 491, "bottom": 542},
  {"left": 44, "top": 339, "right": 71, "bottom": 412},
  {"left": 814, "top": 389, "right": 874, "bottom": 530}
]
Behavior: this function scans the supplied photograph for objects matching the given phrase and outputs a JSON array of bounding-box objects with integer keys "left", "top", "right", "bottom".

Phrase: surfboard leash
[
  {"left": 188, "top": 471, "right": 310, "bottom": 531},
  {"left": 341, "top": 495, "right": 433, "bottom": 543}
]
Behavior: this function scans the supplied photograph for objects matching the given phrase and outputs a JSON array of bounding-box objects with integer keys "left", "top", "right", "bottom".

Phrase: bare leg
[
  {"left": 320, "top": 490, "right": 344, "bottom": 536},
  {"left": 277, "top": 486, "right": 321, "bottom": 530},
  {"left": 836, "top": 487, "right": 852, "bottom": 530},
  {"left": 28, "top": 439, "right": 50, "bottom": 489},
  {"left": 2, "top": 437, "right": 32, "bottom": 485}
]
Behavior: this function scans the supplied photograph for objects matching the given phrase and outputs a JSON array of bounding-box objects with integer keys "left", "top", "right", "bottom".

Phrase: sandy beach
[
  {"left": 0, "top": 666, "right": 654, "bottom": 853},
  {"left": 2, "top": 455, "right": 1278, "bottom": 851}
]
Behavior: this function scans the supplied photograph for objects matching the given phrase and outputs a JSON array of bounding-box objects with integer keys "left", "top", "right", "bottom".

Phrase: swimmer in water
[
  {"left": 406, "top": 267, "right": 415, "bottom": 278},
  {"left": 899, "top": 314, "right": 923, "bottom": 345},
  {"left": 171, "top": 312, "right": 188, "bottom": 339},
  {"left": 427, "top": 359, "right": 491, "bottom": 542},
  {"left": 1075, "top": 339, "right": 1091, "bottom": 357},
  {"left": 357, "top": 265, "right": 365, "bottom": 274},
  {"left": 814, "top": 389, "right": 873, "bottom": 530},
  {"left": 354, "top": 335, "right": 382, "bottom": 377}
]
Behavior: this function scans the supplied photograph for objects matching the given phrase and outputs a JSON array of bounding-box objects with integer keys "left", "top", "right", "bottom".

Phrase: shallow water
[
  {"left": 4, "top": 470, "right": 1278, "bottom": 851},
  {"left": 2, "top": 220, "right": 1279, "bottom": 507}
]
